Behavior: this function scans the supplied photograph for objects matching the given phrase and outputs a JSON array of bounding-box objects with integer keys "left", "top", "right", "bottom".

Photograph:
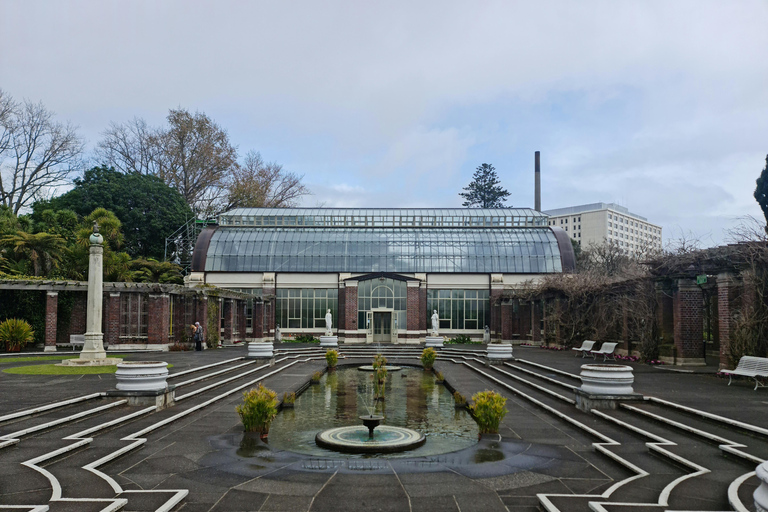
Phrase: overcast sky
[{"left": 2, "top": 0, "right": 767, "bottom": 247}]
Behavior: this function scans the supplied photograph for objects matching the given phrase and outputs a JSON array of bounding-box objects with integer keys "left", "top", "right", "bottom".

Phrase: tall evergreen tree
[
  {"left": 755, "top": 154, "right": 768, "bottom": 232},
  {"left": 459, "top": 163, "right": 510, "bottom": 208}
]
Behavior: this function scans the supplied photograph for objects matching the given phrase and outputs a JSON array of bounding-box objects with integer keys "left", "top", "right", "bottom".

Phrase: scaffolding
[{"left": 164, "top": 217, "right": 216, "bottom": 274}]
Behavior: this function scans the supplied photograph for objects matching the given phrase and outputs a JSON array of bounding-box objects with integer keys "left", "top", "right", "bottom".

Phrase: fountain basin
[
  {"left": 316, "top": 425, "right": 426, "bottom": 453},
  {"left": 755, "top": 460, "right": 768, "bottom": 512},
  {"left": 357, "top": 365, "right": 402, "bottom": 371}
]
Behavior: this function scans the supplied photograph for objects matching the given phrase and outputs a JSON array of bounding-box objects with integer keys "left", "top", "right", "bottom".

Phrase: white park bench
[
  {"left": 56, "top": 334, "right": 84, "bottom": 349},
  {"left": 572, "top": 340, "right": 596, "bottom": 358},
  {"left": 590, "top": 342, "right": 618, "bottom": 362},
  {"left": 721, "top": 356, "right": 768, "bottom": 390}
]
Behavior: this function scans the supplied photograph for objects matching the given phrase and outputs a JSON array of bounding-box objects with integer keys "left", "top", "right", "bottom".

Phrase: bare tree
[
  {"left": 0, "top": 96, "right": 84, "bottom": 214},
  {"left": 223, "top": 151, "right": 310, "bottom": 211},
  {"left": 0, "top": 89, "right": 16, "bottom": 157},
  {"left": 95, "top": 117, "right": 161, "bottom": 175},
  {"left": 154, "top": 108, "right": 237, "bottom": 215}
]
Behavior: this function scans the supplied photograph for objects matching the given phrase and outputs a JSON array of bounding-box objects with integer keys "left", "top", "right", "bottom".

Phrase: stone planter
[
  {"left": 319, "top": 336, "right": 338, "bottom": 348},
  {"left": 756, "top": 460, "right": 768, "bottom": 512},
  {"left": 579, "top": 364, "right": 635, "bottom": 395},
  {"left": 115, "top": 361, "right": 169, "bottom": 391},
  {"left": 486, "top": 343, "right": 513, "bottom": 361},
  {"left": 425, "top": 337, "right": 444, "bottom": 348},
  {"left": 248, "top": 341, "right": 274, "bottom": 358}
]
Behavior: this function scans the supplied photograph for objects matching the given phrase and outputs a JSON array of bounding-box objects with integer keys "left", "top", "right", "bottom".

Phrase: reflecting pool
[{"left": 267, "top": 366, "right": 479, "bottom": 458}]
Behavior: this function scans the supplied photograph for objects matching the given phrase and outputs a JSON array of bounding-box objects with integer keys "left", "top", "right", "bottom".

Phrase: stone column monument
[{"left": 62, "top": 223, "right": 121, "bottom": 366}]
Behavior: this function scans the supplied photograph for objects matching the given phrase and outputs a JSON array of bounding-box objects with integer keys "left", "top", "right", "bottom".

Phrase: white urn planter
[
  {"left": 486, "top": 343, "right": 513, "bottom": 361},
  {"left": 756, "top": 461, "right": 768, "bottom": 512},
  {"left": 320, "top": 336, "right": 338, "bottom": 348},
  {"left": 425, "top": 337, "right": 444, "bottom": 349},
  {"left": 579, "top": 364, "right": 635, "bottom": 395},
  {"left": 115, "top": 361, "right": 169, "bottom": 391},
  {"left": 248, "top": 341, "right": 274, "bottom": 358}
]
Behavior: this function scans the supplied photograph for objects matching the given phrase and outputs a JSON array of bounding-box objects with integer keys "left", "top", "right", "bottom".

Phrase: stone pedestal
[
  {"left": 320, "top": 336, "right": 339, "bottom": 348},
  {"left": 756, "top": 460, "right": 768, "bottom": 512},
  {"left": 574, "top": 364, "right": 643, "bottom": 412},
  {"left": 247, "top": 341, "right": 275, "bottom": 365},
  {"left": 486, "top": 343, "right": 513, "bottom": 364},
  {"left": 425, "top": 337, "right": 444, "bottom": 348},
  {"left": 115, "top": 361, "right": 169, "bottom": 391}
]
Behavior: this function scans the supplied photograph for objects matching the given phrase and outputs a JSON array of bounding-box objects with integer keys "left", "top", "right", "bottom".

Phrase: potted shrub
[
  {"left": 0, "top": 318, "right": 34, "bottom": 352},
  {"left": 236, "top": 383, "right": 278, "bottom": 439},
  {"left": 282, "top": 391, "right": 296, "bottom": 408},
  {"left": 453, "top": 391, "right": 467, "bottom": 408},
  {"left": 421, "top": 347, "right": 437, "bottom": 371},
  {"left": 469, "top": 390, "right": 507, "bottom": 435},
  {"left": 372, "top": 354, "right": 388, "bottom": 400},
  {"left": 325, "top": 349, "right": 338, "bottom": 370}
]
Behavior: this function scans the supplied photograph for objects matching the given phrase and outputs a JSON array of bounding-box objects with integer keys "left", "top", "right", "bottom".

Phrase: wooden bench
[
  {"left": 572, "top": 340, "right": 596, "bottom": 358},
  {"left": 590, "top": 342, "right": 618, "bottom": 362},
  {"left": 721, "top": 356, "right": 768, "bottom": 390}
]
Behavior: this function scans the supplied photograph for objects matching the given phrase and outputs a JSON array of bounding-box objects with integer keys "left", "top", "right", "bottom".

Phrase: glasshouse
[{"left": 188, "top": 208, "right": 575, "bottom": 344}]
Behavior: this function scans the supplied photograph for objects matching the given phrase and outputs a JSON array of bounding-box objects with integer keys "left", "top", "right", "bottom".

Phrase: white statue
[
  {"left": 431, "top": 310, "right": 439, "bottom": 335},
  {"left": 325, "top": 309, "right": 333, "bottom": 335}
]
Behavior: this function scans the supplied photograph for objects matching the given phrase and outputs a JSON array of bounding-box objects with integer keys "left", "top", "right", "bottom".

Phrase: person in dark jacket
[{"left": 193, "top": 322, "right": 203, "bottom": 351}]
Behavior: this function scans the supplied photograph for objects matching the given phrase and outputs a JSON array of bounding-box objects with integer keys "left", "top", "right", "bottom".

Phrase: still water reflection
[{"left": 266, "top": 367, "right": 478, "bottom": 458}]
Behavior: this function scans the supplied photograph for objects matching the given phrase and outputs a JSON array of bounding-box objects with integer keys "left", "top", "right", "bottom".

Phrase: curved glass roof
[
  {"left": 203, "top": 227, "right": 563, "bottom": 274},
  {"left": 218, "top": 208, "right": 548, "bottom": 228}
]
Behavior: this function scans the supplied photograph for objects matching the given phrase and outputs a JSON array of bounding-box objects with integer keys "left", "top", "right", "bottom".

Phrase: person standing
[{"left": 193, "top": 321, "right": 203, "bottom": 351}]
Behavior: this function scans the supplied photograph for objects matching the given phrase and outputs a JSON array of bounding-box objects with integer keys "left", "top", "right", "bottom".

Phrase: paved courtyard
[{"left": 0, "top": 343, "right": 765, "bottom": 511}]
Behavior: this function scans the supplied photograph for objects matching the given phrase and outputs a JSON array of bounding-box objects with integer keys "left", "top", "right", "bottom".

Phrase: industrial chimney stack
[{"left": 534, "top": 151, "right": 541, "bottom": 212}]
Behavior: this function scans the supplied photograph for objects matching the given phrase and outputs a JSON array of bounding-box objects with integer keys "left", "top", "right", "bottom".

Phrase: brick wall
[
  {"left": 406, "top": 284, "right": 419, "bottom": 340},
  {"left": 343, "top": 285, "right": 361, "bottom": 341},
  {"left": 222, "top": 299, "right": 233, "bottom": 342},
  {"left": 717, "top": 272, "right": 741, "bottom": 368},
  {"left": 104, "top": 293, "right": 120, "bottom": 346},
  {"left": 147, "top": 294, "right": 170, "bottom": 346}
]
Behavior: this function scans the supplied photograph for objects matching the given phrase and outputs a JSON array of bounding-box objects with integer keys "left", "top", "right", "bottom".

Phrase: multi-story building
[{"left": 543, "top": 203, "right": 662, "bottom": 255}]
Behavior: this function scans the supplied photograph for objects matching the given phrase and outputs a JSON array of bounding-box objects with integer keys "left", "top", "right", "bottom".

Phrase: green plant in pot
[
  {"left": 372, "top": 354, "right": 388, "bottom": 400},
  {"left": 0, "top": 318, "right": 35, "bottom": 352},
  {"left": 469, "top": 390, "right": 507, "bottom": 434},
  {"left": 325, "top": 349, "right": 338, "bottom": 369},
  {"left": 236, "top": 383, "right": 278, "bottom": 438},
  {"left": 421, "top": 347, "right": 437, "bottom": 370},
  {"left": 282, "top": 391, "right": 296, "bottom": 408}
]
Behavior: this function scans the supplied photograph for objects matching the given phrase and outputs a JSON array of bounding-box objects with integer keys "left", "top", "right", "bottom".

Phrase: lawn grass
[
  {"left": 0, "top": 355, "right": 79, "bottom": 364},
  {"left": 2, "top": 362, "right": 172, "bottom": 375}
]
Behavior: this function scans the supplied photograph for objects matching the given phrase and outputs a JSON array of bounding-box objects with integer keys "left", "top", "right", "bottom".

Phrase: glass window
[
  {"left": 357, "top": 278, "right": 407, "bottom": 331},
  {"left": 276, "top": 288, "right": 338, "bottom": 331},
  {"left": 427, "top": 289, "right": 489, "bottom": 331}
]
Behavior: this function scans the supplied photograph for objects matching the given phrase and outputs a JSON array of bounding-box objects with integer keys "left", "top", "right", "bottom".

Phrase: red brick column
[
  {"left": 518, "top": 301, "right": 531, "bottom": 341},
  {"left": 195, "top": 294, "right": 208, "bottom": 339},
  {"left": 531, "top": 300, "right": 542, "bottom": 343},
  {"left": 105, "top": 292, "right": 120, "bottom": 348},
  {"left": 673, "top": 279, "right": 705, "bottom": 365},
  {"left": 44, "top": 292, "right": 58, "bottom": 352},
  {"left": 655, "top": 281, "right": 674, "bottom": 346},
  {"left": 252, "top": 301, "right": 264, "bottom": 342},
  {"left": 147, "top": 294, "right": 170, "bottom": 347},
  {"left": 490, "top": 288, "right": 503, "bottom": 342},
  {"left": 501, "top": 301, "right": 514, "bottom": 343},
  {"left": 717, "top": 272, "right": 741, "bottom": 369},
  {"left": 342, "top": 282, "right": 361, "bottom": 342},
  {"left": 419, "top": 285, "right": 427, "bottom": 334},
  {"left": 236, "top": 300, "right": 247, "bottom": 343},
  {"left": 338, "top": 286, "right": 346, "bottom": 333},
  {"left": 222, "top": 299, "right": 233, "bottom": 343},
  {"left": 406, "top": 281, "right": 420, "bottom": 342}
]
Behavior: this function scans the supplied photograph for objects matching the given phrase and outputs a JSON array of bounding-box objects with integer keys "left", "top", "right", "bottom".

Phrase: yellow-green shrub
[
  {"left": 325, "top": 349, "right": 338, "bottom": 368},
  {"left": 236, "top": 383, "right": 278, "bottom": 434},
  {"left": 421, "top": 347, "right": 437, "bottom": 370},
  {"left": 469, "top": 390, "right": 507, "bottom": 434},
  {"left": 0, "top": 318, "right": 34, "bottom": 351}
]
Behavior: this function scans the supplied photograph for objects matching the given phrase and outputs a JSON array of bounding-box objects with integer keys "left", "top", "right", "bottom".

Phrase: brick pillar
[
  {"left": 44, "top": 292, "right": 58, "bottom": 352},
  {"left": 222, "top": 299, "right": 233, "bottom": 343},
  {"left": 237, "top": 300, "right": 247, "bottom": 343},
  {"left": 419, "top": 284, "right": 427, "bottom": 334},
  {"left": 147, "top": 294, "right": 170, "bottom": 347},
  {"left": 343, "top": 282, "right": 360, "bottom": 343},
  {"left": 519, "top": 301, "right": 531, "bottom": 341},
  {"left": 338, "top": 286, "right": 346, "bottom": 333},
  {"left": 655, "top": 281, "right": 674, "bottom": 346},
  {"left": 673, "top": 279, "right": 705, "bottom": 365},
  {"left": 501, "top": 300, "right": 514, "bottom": 343},
  {"left": 490, "top": 288, "right": 503, "bottom": 342},
  {"left": 195, "top": 294, "right": 208, "bottom": 342},
  {"left": 717, "top": 272, "right": 741, "bottom": 369},
  {"left": 531, "top": 300, "right": 542, "bottom": 343},
  {"left": 105, "top": 292, "right": 120, "bottom": 348},
  {"left": 252, "top": 301, "right": 264, "bottom": 342},
  {"left": 406, "top": 280, "right": 420, "bottom": 342}
]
